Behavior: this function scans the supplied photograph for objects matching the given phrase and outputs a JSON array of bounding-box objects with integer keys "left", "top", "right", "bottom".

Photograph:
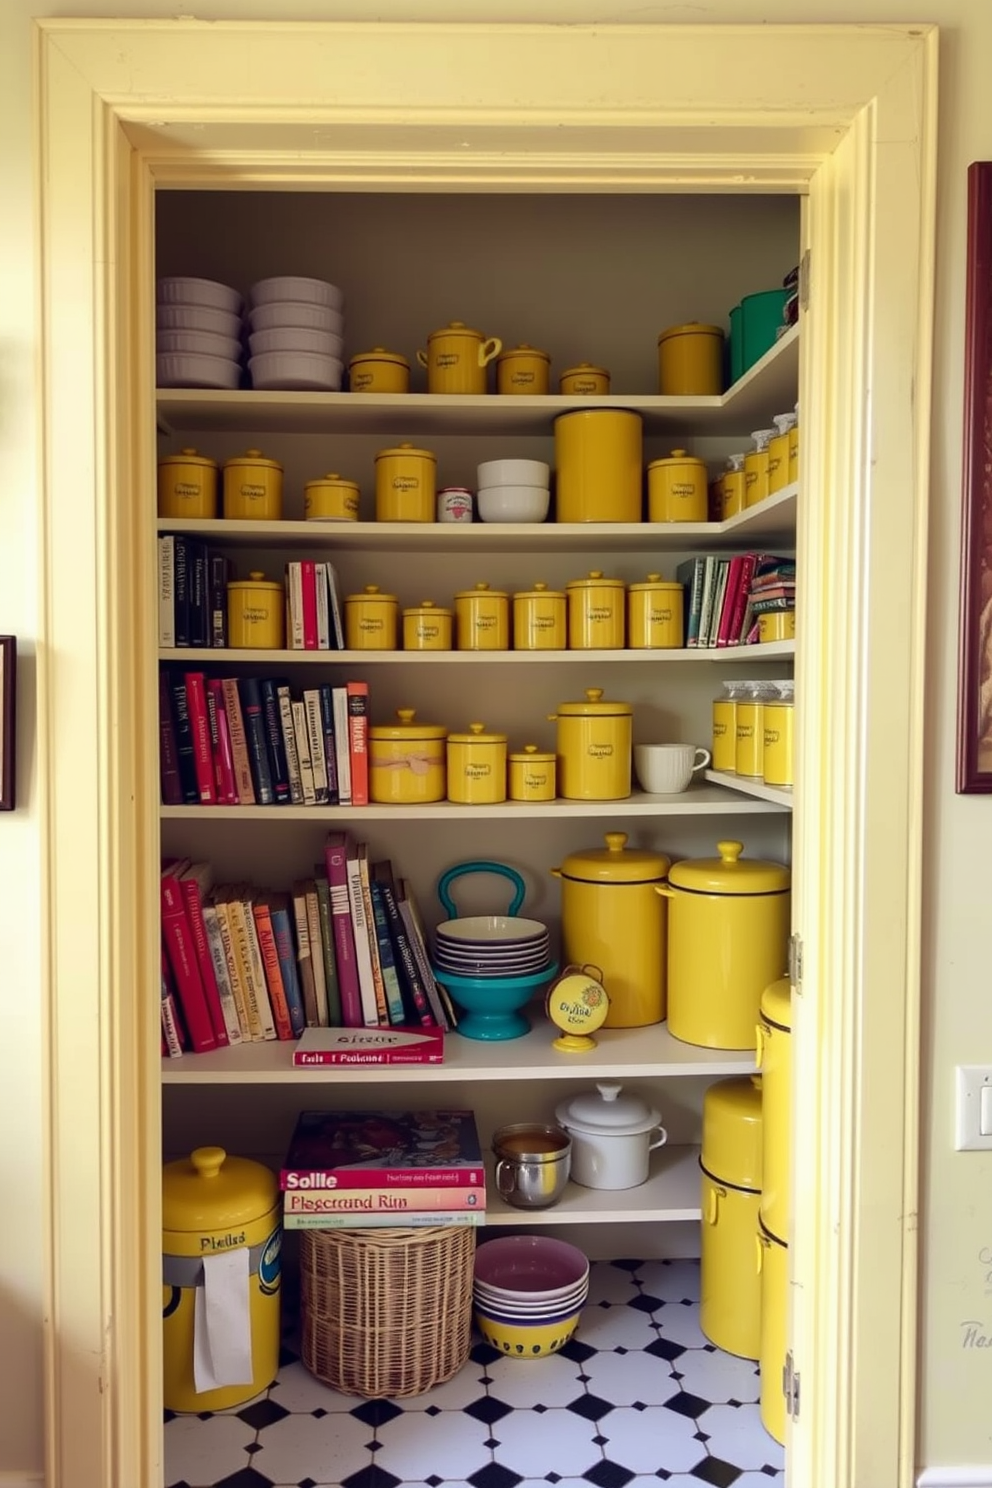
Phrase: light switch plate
[{"left": 955, "top": 1066, "right": 992, "bottom": 1150}]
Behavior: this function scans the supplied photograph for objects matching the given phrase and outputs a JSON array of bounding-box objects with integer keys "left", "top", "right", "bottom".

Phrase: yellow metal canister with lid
[
  {"left": 304, "top": 472, "right": 361, "bottom": 522},
  {"left": 513, "top": 581, "right": 566, "bottom": 650},
  {"left": 788, "top": 405, "right": 800, "bottom": 484},
  {"left": 508, "top": 744, "right": 556, "bottom": 802},
  {"left": 657, "top": 322, "right": 724, "bottom": 395},
  {"left": 223, "top": 449, "right": 284, "bottom": 521},
  {"left": 162, "top": 1145, "right": 281, "bottom": 1413},
  {"left": 227, "top": 572, "right": 285, "bottom": 650},
  {"left": 736, "top": 681, "right": 778, "bottom": 778},
  {"left": 345, "top": 584, "right": 399, "bottom": 651},
  {"left": 554, "top": 409, "right": 643, "bottom": 524},
  {"left": 566, "top": 571, "right": 626, "bottom": 650},
  {"left": 158, "top": 447, "right": 219, "bottom": 519},
  {"left": 758, "top": 611, "right": 796, "bottom": 644},
  {"left": 496, "top": 343, "right": 551, "bottom": 395},
  {"left": 403, "top": 599, "right": 453, "bottom": 651},
  {"left": 374, "top": 442, "right": 437, "bottom": 523},
  {"left": 712, "top": 681, "right": 744, "bottom": 772},
  {"left": 559, "top": 363, "right": 610, "bottom": 395},
  {"left": 722, "top": 453, "right": 747, "bottom": 519},
  {"left": 627, "top": 574, "right": 684, "bottom": 649},
  {"left": 548, "top": 687, "right": 633, "bottom": 801},
  {"left": 369, "top": 709, "right": 447, "bottom": 804},
  {"left": 348, "top": 347, "right": 410, "bottom": 394},
  {"left": 762, "top": 682, "right": 795, "bottom": 788},
  {"left": 416, "top": 321, "right": 502, "bottom": 395},
  {"left": 700, "top": 1075, "right": 763, "bottom": 1360},
  {"left": 551, "top": 832, "right": 670, "bottom": 1027},
  {"left": 447, "top": 722, "right": 508, "bottom": 804},
  {"left": 744, "top": 429, "right": 776, "bottom": 509},
  {"left": 647, "top": 449, "right": 709, "bottom": 523},
  {"left": 454, "top": 581, "right": 510, "bottom": 650},
  {"left": 757, "top": 1217, "right": 789, "bottom": 1446},
  {"left": 757, "top": 975, "right": 793, "bottom": 1238},
  {"left": 768, "top": 412, "right": 797, "bottom": 494}
]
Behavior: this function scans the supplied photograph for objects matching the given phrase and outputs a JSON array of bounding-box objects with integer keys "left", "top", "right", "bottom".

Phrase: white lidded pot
[{"left": 555, "top": 1082, "right": 667, "bottom": 1190}]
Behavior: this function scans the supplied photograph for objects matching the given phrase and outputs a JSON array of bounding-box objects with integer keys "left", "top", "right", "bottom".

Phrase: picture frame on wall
[{"left": 0, "top": 636, "right": 14, "bottom": 811}]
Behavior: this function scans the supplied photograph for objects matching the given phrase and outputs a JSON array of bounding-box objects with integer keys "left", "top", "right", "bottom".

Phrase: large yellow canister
[
  {"left": 757, "top": 975, "right": 793, "bottom": 1238},
  {"left": 554, "top": 409, "right": 643, "bottom": 524},
  {"left": 513, "top": 582, "right": 566, "bottom": 650},
  {"left": 758, "top": 1216, "right": 789, "bottom": 1446},
  {"left": 369, "top": 709, "right": 447, "bottom": 804},
  {"left": 657, "top": 322, "right": 724, "bottom": 395},
  {"left": 374, "top": 443, "right": 437, "bottom": 523},
  {"left": 227, "top": 572, "right": 285, "bottom": 649},
  {"left": 223, "top": 449, "right": 284, "bottom": 521},
  {"left": 454, "top": 582, "right": 510, "bottom": 650},
  {"left": 417, "top": 321, "right": 502, "bottom": 395},
  {"left": 162, "top": 1146, "right": 281, "bottom": 1414},
  {"left": 627, "top": 574, "right": 684, "bottom": 649},
  {"left": 700, "top": 1076, "right": 763, "bottom": 1360},
  {"left": 548, "top": 687, "right": 633, "bottom": 801},
  {"left": 158, "top": 447, "right": 218, "bottom": 519},
  {"left": 566, "top": 571, "right": 626, "bottom": 649},
  {"left": 447, "top": 722, "right": 508, "bottom": 804}
]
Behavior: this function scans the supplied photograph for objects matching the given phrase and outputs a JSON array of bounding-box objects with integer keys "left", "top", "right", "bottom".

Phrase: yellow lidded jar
[
  {"left": 513, "top": 581, "right": 566, "bottom": 651},
  {"left": 700, "top": 1075, "right": 763, "bottom": 1360},
  {"left": 303, "top": 472, "right": 360, "bottom": 522},
  {"left": 757, "top": 975, "right": 793, "bottom": 1240},
  {"left": 566, "top": 571, "right": 626, "bottom": 650},
  {"left": 712, "top": 680, "right": 745, "bottom": 773},
  {"left": 446, "top": 722, "right": 508, "bottom": 804},
  {"left": 227, "top": 571, "right": 285, "bottom": 649},
  {"left": 348, "top": 347, "right": 410, "bottom": 395},
  {"left": 657, "top": 321, "right": 724, "bottom": 395},
  {"left": 548, "top": 687, "right": 633, "bottom": 801},
  {"left": 402, "top": 599, "right": 453, "bottom": 651},
  {"left": 758, "top": 1218, "right": 789, "bottom": 1445},
  {"left": 454, "top": 581, "right": 510, "bottom": 651},
  {"left": 627, "top": 574, "right": 684, "bottom": 649},
  {"left": 496, "top": 343, "right": 551, "bottom": 396},
  {"left": 416, "top": 321, "right": 502, "bottom": 395},
  {"left": 735, "top": 680, "right": 777, "bottom": 779},
  {"left": 508, "top": 744, "right": 556, "bottom": 802},
  {"left": 788, "top": 404, "right": 799, "bottom": 484},
  {"left": 344, "top": 584, "right": 399, "bottom": 651},
  {"left": 647, "top": 449, "right": 709, "bottom": 523},
  {"left": 768, "top": 412, "right": 797, "bottom": 494},
  {"left": 374, "top": 442, "right": 437, "bottom": 523},
  {"left": 158, "top": 447, "right": 218, "bottom": 519},
  {"left": 223, "top": 449, "right": 284, "bottom": 521},
  {"left": 368, "top": 708, "right": 447, "bottom": 805},
  {"left": 744, "top": 428, "right": 776, "bottom": 509},
  {"left": 758, "top": 611, "right": 796, "bottom": 643},
  {"left": 722, "top": 453, "right": 747, "bottom": 519},
  {"left": 559, "top": 363, "right": 611, "bottom": 395},
  {"left": 762, "top": 681, "right": 795, "bottom": 788},
  {"left": 554, "top": 409, "right": 643, "bottom": 524}
]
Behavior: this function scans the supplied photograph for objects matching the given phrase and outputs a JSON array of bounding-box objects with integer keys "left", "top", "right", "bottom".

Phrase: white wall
[{"left": 0, "top": 0, "right": 987, "bottom": 1479}]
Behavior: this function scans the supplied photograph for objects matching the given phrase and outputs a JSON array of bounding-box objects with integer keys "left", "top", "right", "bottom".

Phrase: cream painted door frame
[{"left": 34, "top": 21, "right": 936, "bottom": 1488}]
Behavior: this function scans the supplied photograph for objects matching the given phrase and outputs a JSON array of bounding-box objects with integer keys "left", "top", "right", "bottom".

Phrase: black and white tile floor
[{"left": 165, "top": 1258, "right": 783, "bottom": 1488}]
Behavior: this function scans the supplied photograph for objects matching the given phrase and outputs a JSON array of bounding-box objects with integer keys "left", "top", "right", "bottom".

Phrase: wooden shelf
[
  {"left": 704, "top": 769, "right": 794, "bottom": 807},
  {"left": 483, "top": 1145, "right": 703, "bottom": 1226}
]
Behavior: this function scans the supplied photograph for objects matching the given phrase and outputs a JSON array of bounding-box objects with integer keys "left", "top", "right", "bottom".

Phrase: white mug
[{"left": 633, "top": 743, "right": 711, "bottom": 794}]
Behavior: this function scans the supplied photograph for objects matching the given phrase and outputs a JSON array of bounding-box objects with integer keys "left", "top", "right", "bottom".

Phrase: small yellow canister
[
  {"left": 447, "top": 722, "right": 508, "bottom": 804},
  {"left": 722, "top": 454, "right": 747, "bottom": 519},
  {"left": 369, "top": 709, "right": 447, "bottom": 805},
  {"left": 699, "top": 1076, "right": 763, "bottom": 1360},
  {"left": 559, "top": 363, "right": 610, "bottom": 395},
  {"left": 374, "top": 442, "right": 437, "bottom": 523},
  {"left": 758, "top": 611, "right": 796, "bottom": 644},
  {"left": 762, "top": 682, "right": 795, "bottom": 788},
  {"left": 344, "top": 584, "right": 399, "bottom": 651},
  {"left": 627, "top": 574, "right": 684, "bottom": 649},
  {"left": 508, "top": 744, "right": 556, "bottom": 802},
  {"left": 513, "top": 581, "right": 566, "bottom": 651},
  {"left": 158, "top": 447, "right": 218, "bottom": 519},
  {"left": 744, "top": 428, "right": 776, "bottom": 509},
  {"left": 303, "top": 472, "right": 360, "bottom": 522},
  {"left": 348, "top": 347, "right": 410, "bottom": 394},
  {"left": 647, "top": 449, "right": 709, "bottom": 523},
  {"left": 554, "top": 409, "right": 643, "bottom": 524},
  {"left": 454, "top": 582, "right": 510, "bottom": 651},
  {"left": 403, "top": 599, "right": 453, "bottom": 651},
  {"left": 227, "top": 572, "right": 285, "bottom": 649},
  {"left": 758, "top": 1217, "right": 789, "bottom": 1446},
  {"left": 657, "top": 322, "right": 724, "bottom": 395},
  {"left": 768, "top": 412, "right": 797, "bottom": 494},
  {"left": 735, "top": 681, "right": 777, "bottom": 778},
  {"left": 788, "top": 404, "right": 800, "bottom": 484},
  {"left": 223, "top": 449, "right": 284, "bottom": 521},
  {"left": 712, "top": 681, "right": 744, "bottom": 772},
  {"left": 566, "top": 571, "right": 626, "bottom": 650},
  {"left": 496, "top": 344, "right": 551, "bottom": 395}
]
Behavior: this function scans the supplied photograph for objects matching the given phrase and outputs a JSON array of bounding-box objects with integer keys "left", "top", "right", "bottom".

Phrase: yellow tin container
[
  {"left": 227, "top": 572, "right": 285, "bottom": 650},
  {"left": 627, "top": 574, "right": 684, "bottom": 649},
  {"left": 513, "top": 581, "right": 566, "bottom": 651},
  {"left": 559, "top": 363, "right": 611, "bottom": 395},
  {"left": 403, "top": 599, "right": 453, "bottom": 651},
  {"left": 712, "top": 681, "right": 744, "bottom": 772},
  {"left": 344, "top": 584, "right": 399, "bottom": 651},
  {"left": 369, "top": 708, "right": 447, "bottom": 805},
  {"left": 416, "top": 321, "right": 502, "bottom": 395},
  {"left": 758, "top": 611, "right": 796, "bottom": 643},
  {"left": 657, "top": 321, "right": 724, "bottom": 395},
  {"left": 769, "top": 412, "right": 797, "bottom": 493},
  {"left": 454, "top": 581, "right": 510, "bottom": 651},
  {"left": 496, "top": 343, "right": 551, "bottom": 395},
  {"left": 788, "top": 406, "right": 799, "bottom": 484},
  {"left": 548, "top": 687, "right": 633, "bottom": 802},
  {"left": 736, "top": 680, "right": 778, "bottom": 778},
  {"left": 446, "top": 722, "right": 508, "bottom": 804},
  {"left": 762, "top": 682, "right": 795, "bottom": 788},
  {"left": 700, "top": 1076, "right": 763, "bottom": 1360},
  {"left": 758, "top": 1217, "right": 789, "bottom": 1446},
  {"left": 647, "top": 449, "right": 709, "bottom": 523},
  {"left": 374, "top": 442, "right": 437, "bottom": 523},
  {"left": 223, "top": 449, "right": 284, "bottom": 521},
  {"left": 303, "top": 472, "right": 360, "bottom": 522},
  {"left": 757, "top": 975, "right": 793, "bottom": 1239},
  {"left": 744, "top": 428, "right": 776, "bottom": 509},
  {"left": 162, "top": 1145, "right": 281, "bottom": 1414},
  {"left": 508, "top": 744, "right": 556, "bottom": 802},
  {"left": 566, "top": 571, "right": 626, "bottom": 650},
  {"left": 554, "top": 409, "right": 643, "bottom": 524},
  {"left": 158, "top": 447, "right": 219, "bottom": 519},
  {"left": 722, "top": 454, "right": 747, "bottom": 519},
  {"left": 348, "top": 347, "right": 410, "bottom": 394}
]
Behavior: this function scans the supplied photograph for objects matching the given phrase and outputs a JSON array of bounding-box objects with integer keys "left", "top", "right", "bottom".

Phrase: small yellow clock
[{"left": 545, "top": 965, "right": 610, "bottom": 1052}]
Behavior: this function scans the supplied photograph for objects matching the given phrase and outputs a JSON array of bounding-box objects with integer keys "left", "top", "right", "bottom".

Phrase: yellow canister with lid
[
  {"left": 757, "top": 975, "right": 793, "bottom": 1239},
  {"left": 768, "top": 413, "right": 797, "bottom": 494},
  {"left": 227, "top": 572, "right": 285, "bottom": 649},
  {"left": 513, "top": 582, "right": 566, "bottom": 651},
  {"left": 446, "top": 722, "right": 508, "bottom": 804},
  {"left": 758, "top": 611, "right": 796, "bottom": 644},
  {"left": 758, "top": 1217, "right": 789, "bottom": 1445},
  {"left": 158, "top": 447, "right": 219, "bottom": 519},
  {"left": 788, "top": 407, "right": 800, "bottom": 484},
  {"left": 374, "top": 443, "right": 437, "bottom": 523},
  {"left": 496, "top": 343, "right": 551, "bottom": 396},
  {"left": 548, "top": 687, "right": 633, "bottom": 801},
  {"left": 657, "top": 322, "right": 724, "bottom": 395},
  {"left": 566, "top": 571, "right": 626, "bottom": 650},
  {"left": 416, "top": 321, "right": 502, "bottom": 395},
  {"left": 700, "top": 1075, "right": 763, "bottom": 1360},
  {"left": 223, "top": 449, "right": 284, "bottom": 521},
  {"left": 403, "top": 599, "right": 453, "bottom": 651},
  {"left": 762, "top": 682, "right": 795, "bottom": 788},
  {"left": 736, "top": 681, "right": 777, "bottom": 778},
  {"left": 162, "top": 1145, "right": 281, "bottom": 1413},
  {"left": 369, "top": 709, "right": 447, "bottom": 805},
  {"left": 627, "top": 574, "right": 684, "bottom": 649},
  {"left": 304, "top": 472, "right": 361, "bottom": 522},
  {"left": 508, "top": 744, "right": 556, "bottom": 802},
  {"left": 344, "top": 584, "right": 399, "bottom": 651},
  {"left": 559, "top": 363, "right": 610, "bottom": 395},
  {"left": 722, "top": 453, "right": 747, "bottom": 519},
  {"left": 454, "top": 581, "right": 510, "bottom": 651},
  {"left": 554, "top": 409, "right": 643, "bottom": 524},
  {"left": 712, "top": 681, "right": 745, "bottom": 772},
  {"left": 744, "top": 429, "right": 776, "bottom": 509},
  {"left": 348, "top": 347, "right": 410, "bottom": 395},
  {"left": 647, "top": 449, "right": 709, "bottom": 523}
]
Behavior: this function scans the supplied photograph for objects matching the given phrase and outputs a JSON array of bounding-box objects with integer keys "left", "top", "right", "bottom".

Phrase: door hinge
[
  {"left": 788, "top": 933, "right": 803, "bottom": 992},
  {"left": 799, "top": 249, "right": 811, "bottom": 310},
  {"left": 783, "top": 1349, "right": 801, "bottom": 1420}
]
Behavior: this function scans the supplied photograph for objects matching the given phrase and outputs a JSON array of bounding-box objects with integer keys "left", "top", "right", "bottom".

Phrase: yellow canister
[
  {"left": 548, "top": 687, "right": 633, "bottom": 802},
  {"left": 554, "top": 409, "right": 643, "bottom": 524},
  {"left": 658, "top": 840, "right": 791, "bottom": 1050},
  {"left": 700, "top": 1076, "right": 763, "bottom": 1360},
  {"left": 758, "top": 611, "right": 796, "bottom": 644},
  {"left": 344, "top": 584, "right": 399, "bottom": 651},
  {"left": 162, "top": 1145, "right": 281, "bottom": 1414},
  {"left": 757, "top": 976, "right": 793, "bottom": 1239},
  {"left": 513, "top": 581, "right": 566, "bottom": 651},
  {"left": 403, "top": 599, "right": 453, "bottom": 651},
  {"left": 566, "top": 571, "right": 626, "bottom": 650},
  {"left": 508, "top": 744, "right": 556, "bottom": 802},
  {"left": 762, "top": 682, "right": 795, "bottom": 788},
  {"left": 559, "top": 363, "right": 611, "bottom": 395},
  {"left": 758, "top": 1217, "right": 789, "bottom": 1446},
  {"left": 788, "top": 406, "right": 800, "bottom": 484},
  {"left": 369, "top": 709, "right": 447, "bottom": 805},
  {"left": 416, "top": 321, "right": 502, "bottom": 395},
  {"left": 158, "top": 447, "right": 218, "bottom": 519},
  {"left": 657, "top": 322, "right": 724, "bottom": 395},
  {"left": 374, "top": 442, "right": 437, "bottom": 523},
  {"left": 496, "top": 343, "right": 551, "bottom": 396},
  {"left": 647, "top": 449, "right": 709, "bottom": 523},
  {"left": 454, "top": 581, "right": 510, "bottom": 651},
  {"left": 303, "top": 472, "right": 361, "bottom": 522},
  {"left": 348, "top": 347, "right": 410, "bottom": 394},
  {"left": 769, "top": 412, "right": 797, "bottom": 494},
  {"left": 722, "top": 454, "right": 747, "bottom": 520},
  {"left": 744, "top": 428, "right": 776, "bottom": 509},
  {"left": 712, "top": 681, "right": 744, "bottom": 772},
  {"left": 227, "top": 572, "right": 285, "bottom": 650},
  {"left": 223, "top": 449, "right": 284, "bottom": 521},
  {"left": 551, "top": 832, "right": 670, "bottom": 1027},
  {"left": 627, "top": 574, "right": 684, "bottom": 649},
  {"left": 736, "top": 681, "right": 777, "bottom": 778},
  {"left": 446, "top": 722, "right": 508, "bottom": 804}
]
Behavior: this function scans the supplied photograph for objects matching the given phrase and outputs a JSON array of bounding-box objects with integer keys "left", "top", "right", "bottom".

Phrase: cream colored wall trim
[
  {"left": 0, "top": 1474, "right": 46, "bottom": 1487},
  {"left": 918, "top": 1472, "right": 992, "bottom": 1487}
]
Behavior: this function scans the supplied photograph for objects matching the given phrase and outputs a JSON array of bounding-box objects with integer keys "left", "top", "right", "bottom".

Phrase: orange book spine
[{"left": 252, "top": 898, "right": 294, "bottom": 1041}]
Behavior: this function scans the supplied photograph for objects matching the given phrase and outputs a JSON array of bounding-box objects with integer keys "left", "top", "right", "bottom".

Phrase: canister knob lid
[
  {"left": 162, "top": 1145, "right": 278, "bottom": 1231},
  {"left": 552, "top": 830, "right": 670, "bottom": 885},
  {"left": 556, "top": 1082, "right": 661, "bottom": 1136},
  {"left": 667, "top": 840, "right": 791, "bottom": 895}
]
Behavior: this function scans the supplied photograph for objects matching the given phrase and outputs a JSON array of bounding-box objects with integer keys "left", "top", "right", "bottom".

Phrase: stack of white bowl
[
  {"left": 156, "top": 276, "right": 245, "bottom": 389},
  {"left": 246, "top": 276, "right": 345, "bottom": 391},
  {"left": 476, "top": 459, "right": 551, "bottom": 523},
  {"left": 432, "top": 914, "right": 550, "bottom": 980},
  {"left": 472, "top": 1235, "right": 590, "bottom": 1358}
]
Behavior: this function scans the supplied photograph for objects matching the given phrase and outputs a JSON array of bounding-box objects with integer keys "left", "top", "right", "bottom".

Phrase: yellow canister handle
[
  {"left": 417, "top": 349, "right": 429, "bottom": 368},
  {"left": 705, "top": 1184, "right": 726, "bottom": 1226},
  {"left": 550, "top": 867, "right": 563, "bottom": 879},
  {"left": 478, "top": 337, "right": 502, "bottom": 366},
  {"left": 655, "top": 883, "right": 675, "bottom": 899},
  {"left": 757, "top": 1231, "right": 770, "bottom": 1275},
  {"left": 755, "top": 1023, "right": 766, "bottom": 1069}
]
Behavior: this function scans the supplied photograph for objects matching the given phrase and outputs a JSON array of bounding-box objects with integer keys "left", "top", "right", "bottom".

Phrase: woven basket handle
[{"left": 436, "top": 860, "right": 527, "bottom": 919}]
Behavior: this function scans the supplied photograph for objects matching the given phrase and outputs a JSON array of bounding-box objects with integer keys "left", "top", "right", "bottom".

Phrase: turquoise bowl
[{"left": 431, "top": 962, "right": 558, "bottom": 1040}]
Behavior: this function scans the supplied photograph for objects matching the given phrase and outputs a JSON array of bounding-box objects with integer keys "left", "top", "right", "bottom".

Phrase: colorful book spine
[
  {"left": 345, "top": 839, "right": 380, "bottom": 1026},
  {"left": 259, "top": 677, "right": 291, "bottom": 804},
  {"left": 304, "top": 688, "right": 329, "bottom": 805},
  {"left": 160, "top": 949, "right": 185, "bottom": 1057},
  {"left": 372, "top": 861, "right": 435, "bottom": 1028},
  {"left": 173, "top": 535, "right": 191, "bottom": 647},
  {"left": 181, "top": 671, "right": 217, "bottom": 803},
  {"left": 303, "top": 879, "right": 330, "bottom": 1026},
  {"left": 177, "top": 863, "right": 230, "bottom": 1045},
  {"left": 301, "top": 559, "right": 318, "bottom": 650},
  {"left": 399, "top": 885, "right": 449, "bottom": 1029},
  {"left": 716, "top": 555, "right": 745, "bottom": 647},
  {"left": 222, "top": 678, "right": 256, "bottom": 804},
  {"left": 319, "top": 684, "right": 339, "bottom": 804},
  {"left": 313, "top": 873, "right": 343, "bottom": 1026},
  {"left": 277, "top": 684, "right": 305, "bottom": 805},
  {"left": 314, "top": 562, "right": 331, "bottom": 649},
  {"left": 206, "top": 678, "right": 239, "bottom": 804},
  {"left": 292, "top": 699, "right": 317, "bottom": 806},
  {"left": 188, "top": 540, "right": 208, "bottom": 648},
  {"left": 212, "top": 893, "right": 254, "bottom": 1041},
  {"left": 158, "top": 668, "right": 183, "bottom": 806},
  {"left": 238, "top": 676, "right": 275, "bottom": 805},
  {"left": 158, "top": 535, "right": 175, "bottom": 648},
  {"left": 283, "top": 1210, "right": 484, "bottom": 1231},
  {"left": 269, "top": 896, "right": 306, "bottom": 1038},
  {"left": 347, "top": 681, "right": 370, "bottom": 806},
  {"left": 200, "top": 900, "right": 244, "bottom": 1044},
  {"left": 252, "top": 897, "right": 295, "bottom": 1041},
  {"left": 227, "top": 890, "right": 276, "bottom": 1041},
  {"left": 209, "top": 552, "right": 230, "bottom": 648},
  {"left": 332, "top": 686, "right": 352, "bottom": 805},
  {"left": 287, "top": 562, "right": 305, "bottom": 650},
  {"left": 283, "top": 1187, "right": 485, "bottom": 1215},
  {"left": 369, "top": 878, "right": 406, "bottom": 1025},
  {"left": 160, "top": 866, "right": 217, "bottom": 1053},
  {"left": 324, "top": 832, "right": 363, "bottom": 1028},
  {"left": 290, "top": 880, "right": 320, "bottom": 1028}
]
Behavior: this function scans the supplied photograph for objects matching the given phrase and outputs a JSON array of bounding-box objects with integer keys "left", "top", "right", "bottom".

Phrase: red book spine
[
  {"left": 158, "top": 668, "right": 183, "bottom": 806},
  {"left": 301, "top": 560, "right": 318, "bottom": 650},
  {"left": 160, "top": 949, "right": 186, "bottom": 1056},
  {"left": 182, "top": 671, "right": 217, "bottom": 803},
  {"left": 280, "top": 1164, "right": 482, "bottom": 1191},
  {"left": 178, "top": 868, "right": 229, "bottom": 1045},
  {"left": 347, "top": 681, "right": 370, "bottom": 807},
  {"left": 252, "top": 900, "right": 294, "bottom": 1041},
  {"left": 207, "top": 678, "right": 239, "bottom": 804},
  {"left": 324, "top": 831, "right": 364, "bottom": 1028},
  {"left": 283, "top": 1186, "right": 485, "bottom": 1213},
  {"left": 728, "top": 552, "right": 758, "bottom": 645},
  {"left": 160, "top": 870, "right": 217, "bottom": 1053},
  {"left": 716, "top": 556, "right": 745, "bottom": 647}
]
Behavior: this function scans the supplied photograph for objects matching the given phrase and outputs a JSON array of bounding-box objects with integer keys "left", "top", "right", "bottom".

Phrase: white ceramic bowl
[
  {"left": 435, "top": 915, "right": 547, "bottom": 946},
  {"left": 156, "top": 352, "right": 242, "bottom": 390},
  {"left": 248, "top": 351, "right": 344, "bottom": 391},
  {"left": 248, "top": 300, "right": 345, "bottom": 336},
  {"left": 477, "top": 458, "right": 551, "bottom": 488},
  {"left": 155, "top": 303, "right": 243, "bottom": 339},
  {"left": 156, "top": 276, "right": 244, "bottom": 315},
  {"left": 249, "top": 275, "right": 344, "bottom": 312},
  {"left": 156, "top": 328, "right": 243, "bottom": 361},
  {"left": 248, "top": 326, "right": 345, "bottom": 359},
  {"left": 477, "top": 485, "right": 551, "bottom": 524}
]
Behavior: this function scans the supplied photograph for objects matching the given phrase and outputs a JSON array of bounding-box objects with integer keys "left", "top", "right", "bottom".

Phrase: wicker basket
[{"left": 300, "top": 1225, "right": 475, "bottom": 1398}]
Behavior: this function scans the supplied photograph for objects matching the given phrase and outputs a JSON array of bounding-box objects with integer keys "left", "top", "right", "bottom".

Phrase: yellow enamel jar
[
  {"left": 403, "top": 600, "right": 453, "bottom": 651},
  {"left": 496, "top": 343, "right": 551, "bottom": 395},
  {"left": 416, "top": 321, "right": 502, "bottom": 395},
  {"left": 762, "top": 685, "right": 795, "bottom": 788},
  {"left": 554, "top": 409, "right": 643, "bottom": 524},
  {"left": 227, "top": 572, "right": 285, "bottom": 649},
  {"left": 788, "top": 411, "right": 800, "bottom": 484},
  {"left": 223, "top": 449, "right": 284, "bottom": 521},
  {"left": 758, "top": 611, "right": 796, "bottom": 644},
  {"left": 348, "top": 347, "right": 410, "bottom": 394},
  {"left": 658, "top": 840, "right": 791, "bottom": 1050},
  {"left": 508, "top": 744, "right": 556, "bottom": 802},
  {"left": 162, "top": 1146, "right": 281, "bottom": 1413},
  {"left": 374, "top": 443, "right": 437, "bottom": 523},
  {"left": 758, "top": 1217, "right": 789, "bottom": 1446},
  {"left": 768, "top": 412, "right": 797, "bottom": 494},
  {"left": 757, "top": 976, "right": 793, "bottom": 1239},
  {"left": 303, "top": 472, "right": 360, "bottom": 522},
  {"left": 566, "top": 571, "right": 626, "bottom": 650},
  {"left": 344, "top": 584, "right": 399, "bottom": 651},
  {"left": 627, "top": 575, "right": 684, "bottom": 649},
  {"left": 446, "top": 722, "right": 507, "bottom": 804},
  {"left": 722, "top": 454, "right": 747, "bottom": 519},
  {"left": 551, "top": 832, "right": 670, "bottom": 1027},
  {"left": 513, "top": 581, "right": 566, "bottom": 651},
  {"left": 736, "top": 681, "right": 777, "bottom": 778},
  {"left": 712, "top": 682, "right": 745, "bottom": 772},
  {"left": 657, "top": 322, "right": 724, "bottom": 395},
  {"left": 158, "top": 447, "right": 218, "bottom": 519},
  {"left": 454, "top": 582, "right": 510, "bottom": 651},
  {"left": 700, "top": 1076, "right": 763, "bottom": 1360},
  {"left": 559, "top": 363, "right": 611, "bottom": 395},
  {"left": 744, "top": 428, "right": 776, "bottom": 509},
  {"left": 548, "top": 687, "right": 633, "bottom": 802},
  {"left": 647, "top": 449, "right": 709, "bottom": 523},
  {"left": 369, "top": 709, "right": 447, "bottom": 805}
]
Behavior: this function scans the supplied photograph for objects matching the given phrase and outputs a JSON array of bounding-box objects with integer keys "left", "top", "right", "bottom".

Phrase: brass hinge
[
  {"left": 799, "top": 249, "right": 811, "bottom": 311},
  {"left": 788, "top": 932, "right": 803, "bottom": 992},
  {"left": 783, "top": 1349, "right": 801, "bottom": 1420}
]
